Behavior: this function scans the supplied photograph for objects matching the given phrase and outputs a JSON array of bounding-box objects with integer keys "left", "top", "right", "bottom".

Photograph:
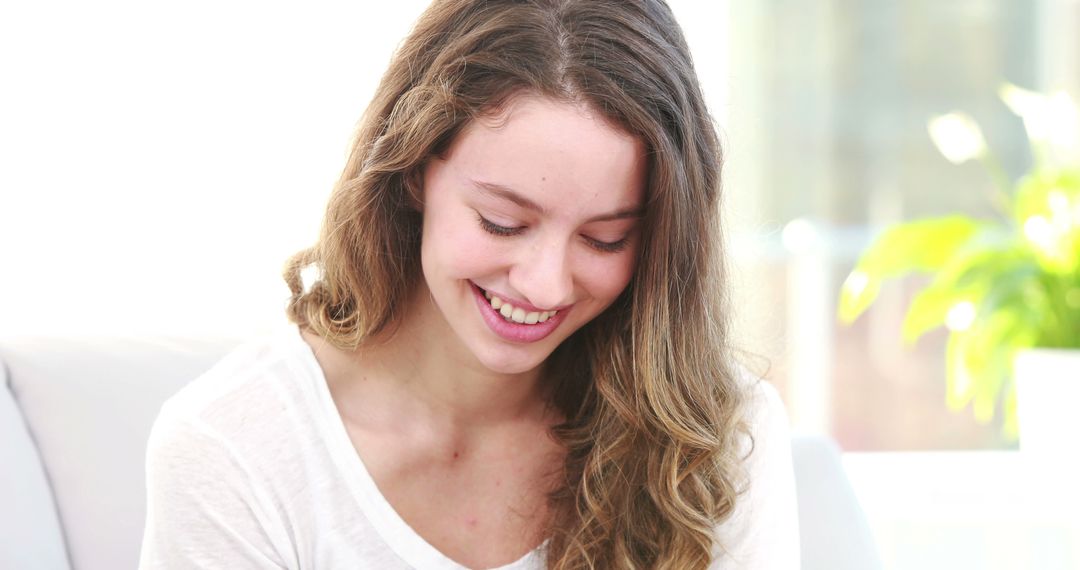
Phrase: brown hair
[{"left": 283, "top": 1, "right": 749, "bottom": 567}]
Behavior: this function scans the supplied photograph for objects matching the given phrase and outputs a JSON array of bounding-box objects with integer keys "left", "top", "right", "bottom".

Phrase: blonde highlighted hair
[{"left": 284, "top": 1, "right": 750, "bottom": 567}]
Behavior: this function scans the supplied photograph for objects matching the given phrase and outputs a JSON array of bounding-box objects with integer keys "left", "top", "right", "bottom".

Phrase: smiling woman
[
  {"left": 419, "top": 95, "right": 646, "bottom": 373},
  {"left": 137, "top": 1, "right": 799, "bottom": 569}
]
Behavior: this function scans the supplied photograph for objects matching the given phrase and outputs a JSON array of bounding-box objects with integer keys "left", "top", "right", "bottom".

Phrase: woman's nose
[{"left": 509, "top": 236, "right": 575, "bottom": 311}]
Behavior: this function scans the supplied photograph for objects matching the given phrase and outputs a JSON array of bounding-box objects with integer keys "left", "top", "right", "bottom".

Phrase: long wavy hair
[{"left": 283, "top": 1, "right": 750, "bottom": 567}]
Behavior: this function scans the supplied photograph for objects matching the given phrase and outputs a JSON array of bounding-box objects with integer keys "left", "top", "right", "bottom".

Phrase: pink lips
[{"left": 469, "top": 282, "right": 570, "bottom": 343}]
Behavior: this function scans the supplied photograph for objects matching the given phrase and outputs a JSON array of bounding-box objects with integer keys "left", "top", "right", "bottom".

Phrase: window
[{"left": 722, "top": 0, "right": 1079, "bottom": 450}]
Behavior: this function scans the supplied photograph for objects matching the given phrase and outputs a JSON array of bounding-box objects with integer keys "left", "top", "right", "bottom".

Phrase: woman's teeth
[{"left": 483, "top": 290, "right": 557, "bottom": 324}]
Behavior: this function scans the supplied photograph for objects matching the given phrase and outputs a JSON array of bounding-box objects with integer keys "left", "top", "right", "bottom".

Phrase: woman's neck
[{"left": 306, "top": 284, "right": 558, "bottom": 440}]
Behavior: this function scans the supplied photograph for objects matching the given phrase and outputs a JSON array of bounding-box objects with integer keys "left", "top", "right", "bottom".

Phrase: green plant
[{"left": 838, "top": 84, "right": 1080, "bottom": 436}]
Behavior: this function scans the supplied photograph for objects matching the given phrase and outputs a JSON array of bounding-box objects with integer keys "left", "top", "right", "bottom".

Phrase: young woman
[{"left": 139, "top": 1, "right": 799, "bottom": 568}]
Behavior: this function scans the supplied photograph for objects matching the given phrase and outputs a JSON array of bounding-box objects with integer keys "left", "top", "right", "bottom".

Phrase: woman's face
[{"left": 419, "top": 95, "right": 647, "bottom": 375}]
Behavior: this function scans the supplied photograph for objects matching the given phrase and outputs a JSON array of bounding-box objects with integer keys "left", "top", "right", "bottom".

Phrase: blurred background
[
  {"left": 722, "top": 0, "right": 1075, "bottom": 452},
  {"left": 2, "top": 1, "right": 1078, "bottom": 568}
]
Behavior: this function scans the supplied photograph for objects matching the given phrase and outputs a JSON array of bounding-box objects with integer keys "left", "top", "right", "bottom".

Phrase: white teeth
[{"left": 484, "top": 291, "right": 560, "bottom": 325}]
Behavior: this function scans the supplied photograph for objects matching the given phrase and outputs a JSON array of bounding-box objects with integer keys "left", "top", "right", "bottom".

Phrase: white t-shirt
[{"left": 138, "top": 326, "right": 799, "bottom": 569}]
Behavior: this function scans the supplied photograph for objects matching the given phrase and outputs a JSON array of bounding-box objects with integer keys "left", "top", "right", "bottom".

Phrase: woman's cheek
[
  {"left": 443, "top": 230, "right": 507, "bottom": 276},
  {"left": 590, "top": 254, "right": 638, "bottom": 298}
]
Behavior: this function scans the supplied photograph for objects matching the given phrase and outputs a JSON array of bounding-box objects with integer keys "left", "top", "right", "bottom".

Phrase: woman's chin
[{"left": 473, "top": 346, "right": 548, "bottom": 377}]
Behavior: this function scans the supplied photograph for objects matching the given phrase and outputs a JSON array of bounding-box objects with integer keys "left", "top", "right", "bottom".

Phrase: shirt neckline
[{"left": 283, "top": 325, "right": 547, "bottom": 570}]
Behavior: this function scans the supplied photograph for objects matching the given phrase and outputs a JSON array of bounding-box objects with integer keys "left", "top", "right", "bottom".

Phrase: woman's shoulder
[
  {"left": 140, "top": 328, "right": 328, "bottom": 569},
  {"left": 711, "top": 362, "right": 800, "bottom": 568},
  {"left": 730, "top": 362, "right": 788, "bottom": 435},
  {"left": 151, "top": 326, "right": 321, "bottom": 453},
  {"left": 729, "top": 362, "right": 793, "bottom": 482}
]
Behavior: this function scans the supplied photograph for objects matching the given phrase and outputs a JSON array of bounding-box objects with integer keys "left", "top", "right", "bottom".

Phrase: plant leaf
[
  {"left": 965, "top": 310, "right": 1017, "bottom": 423},
  {"left": 1014, "top": 168, "right": 1080, "bottom": 274},
  {"left": 902, "top": 281, "right": 962, "bottom": 343},
  {"left": 945, "top": 330, "right": 975, "bottom": 411},
  {"left": 838, "top": 216, "right": 983, "bottom": 323},
  {"left": 945, "top": 304, "right": 1038, "bottom": 425},
  {"left": 901, "top": 228, "right": 1035, "bottom": 342}
]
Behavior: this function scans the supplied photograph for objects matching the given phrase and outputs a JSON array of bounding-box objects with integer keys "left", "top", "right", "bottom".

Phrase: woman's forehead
[{"left": 441, "top": 95, "right": 647, "bottom": 216}]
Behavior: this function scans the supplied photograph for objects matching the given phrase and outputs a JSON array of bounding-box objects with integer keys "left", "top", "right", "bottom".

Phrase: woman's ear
[{"left": 403, "top": 167, "right": 425, "bottom": 213}]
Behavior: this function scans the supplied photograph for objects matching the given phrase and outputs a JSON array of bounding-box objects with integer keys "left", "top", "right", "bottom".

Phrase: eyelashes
[
  {"left": 475, "top": 213, "right": 631, "bottom": 254},
  {"left": 584, "top": 235, "right": 631, "bottom": 253},
  {"left": 476, "top": 214, "right": 525, "bottom": 237}
]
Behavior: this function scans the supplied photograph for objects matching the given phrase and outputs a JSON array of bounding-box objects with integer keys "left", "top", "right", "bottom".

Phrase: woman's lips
[
  {"left": 476, "top": 286, "right": 572, "bottom": 314},
  {"left": 469, "top": 281, "right": 570, "bottom": 343}
]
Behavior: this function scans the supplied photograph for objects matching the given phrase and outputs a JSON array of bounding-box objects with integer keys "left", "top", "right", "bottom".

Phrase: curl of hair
[{"left": 283, "top": 1, "right": 751, "bottom": 567}]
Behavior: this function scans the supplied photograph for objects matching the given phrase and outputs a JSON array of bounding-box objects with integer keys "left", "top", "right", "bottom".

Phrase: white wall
[{"left": 0, "top": 1, "right": 431, "bottom": 336}]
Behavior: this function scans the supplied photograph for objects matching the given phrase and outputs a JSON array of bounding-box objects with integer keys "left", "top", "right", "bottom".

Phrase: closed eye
[
  {"left": 478, "top": 211, "right": 632, "bottom": 253},
  {"left": 584, "top": 235, "right": 631, "bottom": 254},
  {"left": 476, "top": 213, "right": 525, "bottom": 237}
]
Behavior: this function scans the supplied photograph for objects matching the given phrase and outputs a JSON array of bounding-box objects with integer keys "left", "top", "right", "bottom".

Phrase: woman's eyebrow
[
  {"left": 472, "top": 180, "right": 547, "bottom": 214},
  {"left": 471, "top": 179, "right": 643, "bottom": 223},
  {"left": 587, "top": 208, "right": 643, "bottom": 223}
]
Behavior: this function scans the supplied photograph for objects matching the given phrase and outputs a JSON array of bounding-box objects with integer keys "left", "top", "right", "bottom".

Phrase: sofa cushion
[
  {"left": 0, "top": 336, "right": 238, "bottom": 570},
  {"left": 792, "top": 435, "right": 882, "bottom": 570},
  {"left": 1, "top": 362, "right": 71, "bottom": 570}
]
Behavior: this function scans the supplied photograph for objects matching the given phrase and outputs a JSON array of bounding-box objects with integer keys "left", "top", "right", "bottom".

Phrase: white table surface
[{"left": 843, "top": 451, "right": 1080, "bottom": 570}]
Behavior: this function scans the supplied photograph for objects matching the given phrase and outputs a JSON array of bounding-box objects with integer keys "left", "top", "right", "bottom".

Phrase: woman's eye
[
  {"left": 476, "top": 211, "right": 630, "bottom": 253},
  {"left": 476, "top": 213, "right": 525, "bottom": 237},
  {"left": 585, "top": 236, "right": 631, "bottom": 254}
]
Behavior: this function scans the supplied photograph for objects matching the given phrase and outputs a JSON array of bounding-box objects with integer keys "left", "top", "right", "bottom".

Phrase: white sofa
[{"left": 1, "top": 335, "right": 880, "bottom": 570}]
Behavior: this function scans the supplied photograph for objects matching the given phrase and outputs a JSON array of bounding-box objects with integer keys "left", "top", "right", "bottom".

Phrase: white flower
[
  {"left": 928, "top": 113, "right": 987, "bottom": 164},
  {"left": 999, "top": 83, "right": 1080, "bottom": 162}
]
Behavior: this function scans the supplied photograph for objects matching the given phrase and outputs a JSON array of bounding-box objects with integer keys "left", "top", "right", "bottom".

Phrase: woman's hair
[{"left": 283, "top": 1, "right": 750, "bottom": 567}]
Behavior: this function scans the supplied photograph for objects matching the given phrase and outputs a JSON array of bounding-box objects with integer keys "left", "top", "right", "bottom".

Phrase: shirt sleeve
[
  {"left": 711, "top": 377, "right": 801, "bottom": 569},
  {"left": 138, "top": 402, "right": 294, "bottom": 570}
]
